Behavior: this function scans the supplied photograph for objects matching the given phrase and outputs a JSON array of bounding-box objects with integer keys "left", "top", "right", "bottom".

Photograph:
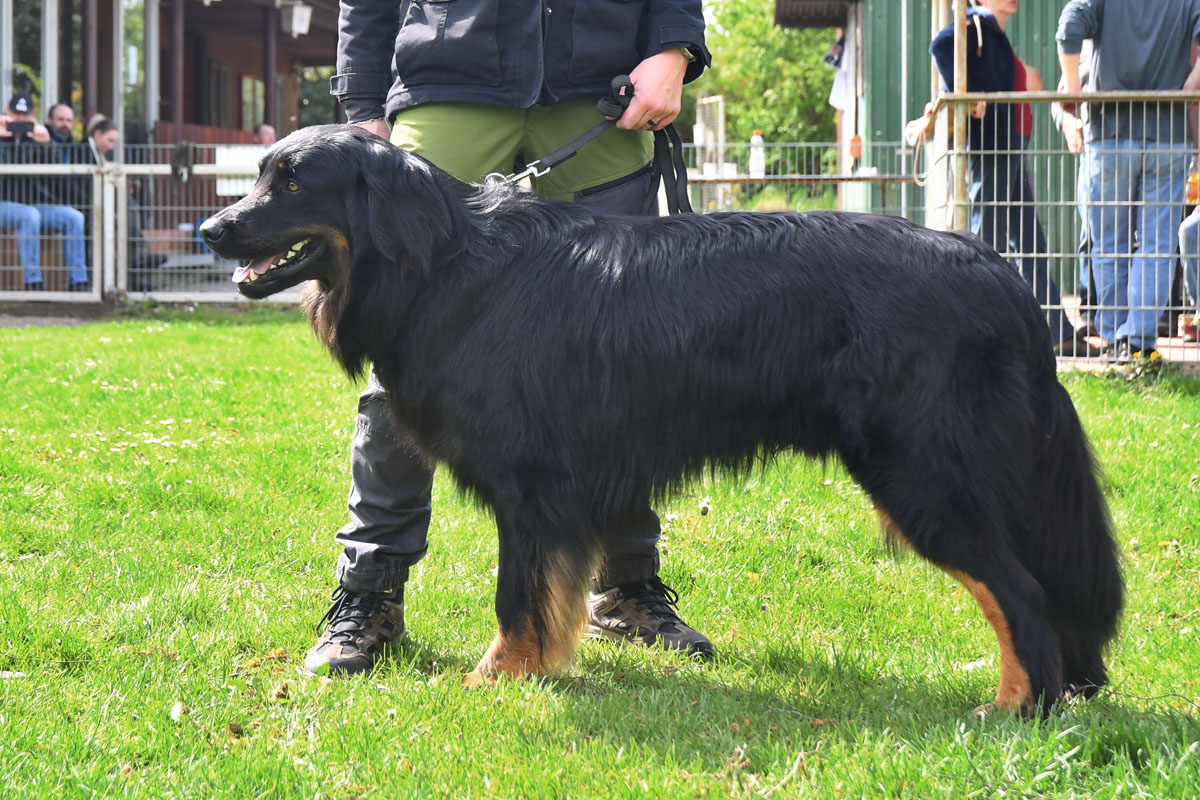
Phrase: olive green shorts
[{"left": 390, "top": 100, "right": 653, "bottom": 202}]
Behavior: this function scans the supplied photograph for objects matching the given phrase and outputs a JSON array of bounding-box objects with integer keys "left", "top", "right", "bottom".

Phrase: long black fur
[{"left": 204, "top": 126, "right": 1122, "bottom": 710}]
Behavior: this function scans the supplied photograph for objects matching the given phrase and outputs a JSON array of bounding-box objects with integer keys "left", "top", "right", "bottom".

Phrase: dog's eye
[{"left": 287, "top": 180, "right": 300, "bottom": 193}]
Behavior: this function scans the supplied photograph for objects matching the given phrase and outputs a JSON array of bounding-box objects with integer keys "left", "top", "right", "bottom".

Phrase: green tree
[
  {"left": 698, "top": 0, "right": 837, "bottom": 143},
  {"left": 298, "top": 66, "right": 339, "bottom": 128}
]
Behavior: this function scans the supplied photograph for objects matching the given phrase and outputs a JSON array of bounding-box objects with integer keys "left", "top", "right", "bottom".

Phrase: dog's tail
[{"left": 1022, "top": 355, "right": 1123, "bottom": 696}]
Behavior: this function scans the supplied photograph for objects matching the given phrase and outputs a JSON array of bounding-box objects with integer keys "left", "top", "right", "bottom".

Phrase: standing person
[
  {"left": 0, "top": 92, "right": 90, "bottom": 291},
  {"left": 305, "top": 0, "right": 712, "bottom": 677},
  {"left": 1052, "top": 40, "right": 1097, "bottom": 336},
  {"left": 931, "top": 0, "right": 1097, "bottom": 357},
  {"left": 1058, "top": 0, "right": 1200, "bottom": 359}
]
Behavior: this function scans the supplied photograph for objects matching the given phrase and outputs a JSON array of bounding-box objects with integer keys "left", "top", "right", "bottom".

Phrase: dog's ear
[{"left": 359, "top": 144, "right": 464, "bottom": 275}]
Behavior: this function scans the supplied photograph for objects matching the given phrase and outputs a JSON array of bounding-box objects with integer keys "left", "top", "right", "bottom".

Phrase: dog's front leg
[{"left": 464, "top": 508, "right": 595, "bottom": 686}]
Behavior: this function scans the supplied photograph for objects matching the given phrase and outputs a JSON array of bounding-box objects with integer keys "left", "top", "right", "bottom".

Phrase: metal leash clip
[
  {"left": 483, "top": 76, "right": 636, "bottom": 187},
  {"left": 484, "top": 160, "right": 552, "bottom": 187}
]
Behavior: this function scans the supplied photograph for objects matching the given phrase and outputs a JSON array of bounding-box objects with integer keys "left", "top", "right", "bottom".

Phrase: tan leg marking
[
  {"left": 463, "top": 549, "right": 594, "bottom": 687},
  {"left": 464, "top": 623, "right": 543, "bottom": 686},
  {"left": 945, "top": 568, "right": 1034, "bottom": 713},
  {"left": 535, "top": 549, "right": 592, "bottom": 673},
  {"left": 877, "top": 511, "right": 1033, "bottom": 714}
]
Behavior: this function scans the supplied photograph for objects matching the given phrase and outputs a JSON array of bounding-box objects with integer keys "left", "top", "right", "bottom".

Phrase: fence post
[
  {"left": 115, "top": 170, "right": 128, "bottom": 294},
  {"left": 951, "top": 0, "right": 969, "bottom": 232},
  {"left": 101, "top": 169, "right": 118, "bottom": 294}
]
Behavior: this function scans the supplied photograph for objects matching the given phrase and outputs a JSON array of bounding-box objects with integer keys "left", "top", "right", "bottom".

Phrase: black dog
[{"left": 201, "top": 125, "right": 1121, "bottom": 714}]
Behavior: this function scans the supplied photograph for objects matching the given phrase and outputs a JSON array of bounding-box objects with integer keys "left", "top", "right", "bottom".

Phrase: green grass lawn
[{"left": 2, "top": 306, "right": 1198, "bottom": 798}]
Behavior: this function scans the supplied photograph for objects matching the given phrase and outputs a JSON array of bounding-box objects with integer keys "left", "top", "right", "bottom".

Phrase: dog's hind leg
[
  {"left": 465, "top": 506, "right": 597, "bottom": 686},
  {"left": 876, "top": 505, "right": 1063, "bottom": 716}
]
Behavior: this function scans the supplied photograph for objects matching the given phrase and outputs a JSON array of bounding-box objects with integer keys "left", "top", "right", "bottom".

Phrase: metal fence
[
  {"left": 2, "top": 110, "right": 1197, "bottom": 367},
  {"left": 1, "top": 139, "right": 918, "bottom": 305},
  {"left": 925, "top": 91, "right": 1200, "bottom": 366}
]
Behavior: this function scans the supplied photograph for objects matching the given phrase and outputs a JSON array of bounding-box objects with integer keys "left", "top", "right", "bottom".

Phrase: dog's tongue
[{"left": 231, "top": 253, "right": 281, "bottom": 283}]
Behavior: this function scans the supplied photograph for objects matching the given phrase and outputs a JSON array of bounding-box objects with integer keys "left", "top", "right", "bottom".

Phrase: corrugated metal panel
[
  {"left": 775, "top": 1, "right": 854, "bottom": 29},
  {"left": 858, "top": 1, "right": 1073, "bottom": 254},
  {"left": 862, "top": 0, "right": 934, "bottom": 146},
  {"left": 858, "top": 0, "right": 934, "bottom": 218},
  {"left": 859, "top": 1, "right": 1063, "bottom": 146}
]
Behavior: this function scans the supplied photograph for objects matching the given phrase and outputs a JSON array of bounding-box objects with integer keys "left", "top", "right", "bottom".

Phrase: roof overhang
[{"left": 774, "top": 0, "right": 857, "bottom": 29}]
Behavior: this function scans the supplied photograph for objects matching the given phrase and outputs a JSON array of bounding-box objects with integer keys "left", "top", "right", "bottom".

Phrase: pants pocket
[{"left": 575, "top": 163, "right": 657, "bottom": 216}]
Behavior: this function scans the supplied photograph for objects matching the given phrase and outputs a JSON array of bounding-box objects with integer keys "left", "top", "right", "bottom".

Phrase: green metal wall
[{"left": 859, "top": 0, "right": 1078, "bottom": 268}]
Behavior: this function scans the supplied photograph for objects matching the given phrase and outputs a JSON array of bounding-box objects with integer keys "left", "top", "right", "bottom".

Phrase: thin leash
[{"left": 484, "top": 75, "right": 693, "bottom": 215}]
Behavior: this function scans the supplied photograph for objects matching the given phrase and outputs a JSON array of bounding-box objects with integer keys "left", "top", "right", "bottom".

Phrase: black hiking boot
[
  {"left": 587, "top": 577, "right": 713, "bottom": 658},
  {"left": 302, "top": 586, "right": 405, "bottom": 677}
]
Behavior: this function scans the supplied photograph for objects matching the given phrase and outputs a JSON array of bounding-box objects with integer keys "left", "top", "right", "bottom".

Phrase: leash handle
[
  {"left": 494, "top": 75, "right": 637, "bottom": 181},
  {"left": 488, "top": 74, "right": 693, "bottom": 216},
  {"left": 595, "top": 75, "right": 635, "bottom": 119}
]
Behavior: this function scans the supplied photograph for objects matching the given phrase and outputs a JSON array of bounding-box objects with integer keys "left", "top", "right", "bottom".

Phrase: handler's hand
[
  {"left": 351, "top": 118, "right": 391, "bottom": 141},
  {"left": 618, "top": 49, "right": 689, "bottom": 132}
]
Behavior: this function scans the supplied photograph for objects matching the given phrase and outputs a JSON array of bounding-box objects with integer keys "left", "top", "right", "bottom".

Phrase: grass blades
[{"left": 1, "top": 306, "right": 1198, "bottom": 798}]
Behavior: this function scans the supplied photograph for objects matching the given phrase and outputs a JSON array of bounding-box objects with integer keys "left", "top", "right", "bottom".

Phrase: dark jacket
[
  {"left": 332, "top": 0, "right": 709, "bottom": 122},
  {"left": 0, "top": 136, "right": 66, "bottom": 206},
  {"left": 930, "top": 8, "right": 1017, "bottom": 153}
]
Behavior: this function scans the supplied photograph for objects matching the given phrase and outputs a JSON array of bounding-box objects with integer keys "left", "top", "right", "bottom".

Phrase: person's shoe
[
  {"left": 67, "top": 280, "right": 91, "bottom": 293},
  {"left": 1053, "top": 332, "right": 1103, "bottom": 358},
  {"left": 302, "top": 586, "right": 405, "bottom": 677},
  {"left": 23, "top": 281, "right": 44, "bottom": 292},
  {"left": 1181, "top": 315, "right": 1198, "bottom": 343},
  {"left": 587, "top": 578, "right": 713, "bottom": 658},
  {"left": 1077, "top": 315, "right": 1099, "bottom": 338},
  {"left": 1107, "top": 338, "right": 1158, "bottom": 363}
]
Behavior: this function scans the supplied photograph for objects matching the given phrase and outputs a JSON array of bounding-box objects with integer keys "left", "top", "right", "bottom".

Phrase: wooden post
[
  {"left": 952, "top": 0, "right": 968, "bottom": 231},
  {"left": 172, "top": 0, "right": 184, "bottom": 140}
]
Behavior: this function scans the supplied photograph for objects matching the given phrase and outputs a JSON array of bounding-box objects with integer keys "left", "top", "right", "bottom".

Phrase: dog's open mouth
[{"left": 232, "top": 238, "right": 322, "bottom": 286}]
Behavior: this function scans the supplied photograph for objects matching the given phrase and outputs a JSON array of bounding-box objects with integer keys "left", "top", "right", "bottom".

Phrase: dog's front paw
[{"left": 462, "top": 669, "right": 497, "bottom": 688}]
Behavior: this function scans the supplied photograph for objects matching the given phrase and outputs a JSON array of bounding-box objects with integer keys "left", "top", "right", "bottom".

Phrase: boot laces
[
  {"left": 315, "top": 587, "right": 396, "bottom": 643},
  {"left": 623, "top": 578, "right": 682, "bottom": 624}
]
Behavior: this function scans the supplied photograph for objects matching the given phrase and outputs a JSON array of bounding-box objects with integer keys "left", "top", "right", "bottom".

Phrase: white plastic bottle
[{"left": 748, "top": 130, "right": 766, "bottom": 179}]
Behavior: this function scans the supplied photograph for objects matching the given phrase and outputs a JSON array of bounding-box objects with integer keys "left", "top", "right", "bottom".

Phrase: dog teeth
[
  {"left": 247, "top": 271, "right": 259, "bottom": 282},
  {"left": 272, "top": 239, "right": 310, "bottom": 271}
]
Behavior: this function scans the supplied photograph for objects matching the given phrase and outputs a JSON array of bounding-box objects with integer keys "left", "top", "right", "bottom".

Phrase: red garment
[{"left": 1013, "top": 57, "right": 1034, "bottom": 137}]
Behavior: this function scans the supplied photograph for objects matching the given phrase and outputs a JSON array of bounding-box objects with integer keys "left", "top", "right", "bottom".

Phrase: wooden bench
[{"left": 0, "top": 236, "right": 76, "bottom": 291}]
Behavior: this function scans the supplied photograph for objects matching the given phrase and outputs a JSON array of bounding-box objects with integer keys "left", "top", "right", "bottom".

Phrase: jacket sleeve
[
  {"left": 331, "top": 0, "right": 400, "bottom": 122},
  {"left": 645, "top": 0, "right": 710, "bottom": 84},
  {"left": 1056, "top": 0, "right": 1103, "bottom": 55}
]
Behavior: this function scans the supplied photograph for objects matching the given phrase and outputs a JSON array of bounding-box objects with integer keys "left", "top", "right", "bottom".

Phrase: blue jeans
[
  {"left": 1178, "top": 210, "right": 1200, "bottom": 312},
  {"left": 1075, "top": 151, "right": 1095, "bottom": 310},
  {"left": 1088, "top": 138, "right": 1187, "bottom": 349},
  {"left": 967, "top": 148, "right": 1075, "bottom": 344},
  {"left": 0, "top": 200, "right": 89, "bottom": 285}
]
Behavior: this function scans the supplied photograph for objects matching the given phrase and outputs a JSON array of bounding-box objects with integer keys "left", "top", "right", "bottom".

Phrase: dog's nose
[{"left": 199, "top": 217, "right": 228, "bottom": 247}]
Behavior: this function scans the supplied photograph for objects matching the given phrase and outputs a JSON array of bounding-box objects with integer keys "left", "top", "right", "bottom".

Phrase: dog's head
[{"left": 200, "top": 124, "right": 468, "bottom": 301}]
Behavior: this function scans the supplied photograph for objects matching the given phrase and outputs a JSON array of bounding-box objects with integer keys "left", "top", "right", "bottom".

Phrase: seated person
[{"left": 0, "top": 92, "right": 90, "bottom": 291}]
